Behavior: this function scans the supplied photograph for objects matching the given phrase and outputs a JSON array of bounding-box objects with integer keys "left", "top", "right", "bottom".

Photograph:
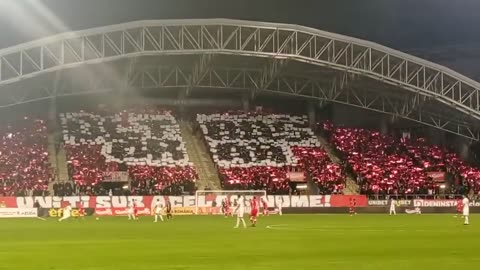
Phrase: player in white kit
[
  {"left": 153, "top": 200, "right": 164, "bottom": 223},
  {"left": 405, "top": 207, "right": 421, "bottom": 214},
  {"left": 389, "top": 198, "right": 397, "bottom": 215},
  {"left": 127, "top": 202, "right": 136, "bottom": 220},
  {"left": 234, "top": 195, "right": 247, "bottom": 229},
  {"left": 462, "top": 196, "right": 470, "bottom": 225},
  {"left": 276, "top": 197, "right": 283, "bottom": 216},
  {"left": 58, "top": 205, "right": 72, "bottom": 222}
]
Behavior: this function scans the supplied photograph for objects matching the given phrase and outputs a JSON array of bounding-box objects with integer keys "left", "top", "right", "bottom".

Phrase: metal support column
[
  {"left": 241, "top": 91, "right": 250, "bottom": 111},
  {"left": 308, "top": 101, "right": 316, "bottom": 129}
]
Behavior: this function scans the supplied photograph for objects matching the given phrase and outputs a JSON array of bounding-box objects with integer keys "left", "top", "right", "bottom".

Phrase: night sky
[{"left": 1, "top": 0, "right": 480, "bottom": 78}]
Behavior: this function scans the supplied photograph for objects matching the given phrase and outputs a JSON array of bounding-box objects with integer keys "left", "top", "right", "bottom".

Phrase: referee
[
  {"left": 166, "top": 200, "right": 172, "bottom": 220},
  {"left": 33, "top": 200, "right": 41, "bottom": 218}
]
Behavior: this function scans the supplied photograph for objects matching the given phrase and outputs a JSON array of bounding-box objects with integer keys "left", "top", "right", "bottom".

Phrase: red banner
[
  {"left": 330, "top": 195, "right": 368, "bottom": 207},
  {"left": 427, "top": 171, "right": 445, "bottom": 182},
  {"left": 0, "top": 197, "right": 17, "bottom": 208},
  {"left": 287, "top": 172, "right": 306, "bottom": 182},
  {"left": 103, "top": 171, "right": 129, "bottom": 182}
]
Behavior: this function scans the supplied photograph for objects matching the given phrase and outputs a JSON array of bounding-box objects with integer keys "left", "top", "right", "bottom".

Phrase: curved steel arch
[
  {"left": 1, "top": 64, "right": 476, "bottom": 140},
  {"left": 0, "top": 19, "right": 479, "bottom": 119}
]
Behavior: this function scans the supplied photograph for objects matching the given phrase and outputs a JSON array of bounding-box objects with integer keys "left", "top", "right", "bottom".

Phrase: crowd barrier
[
  {"left": 368, "top": 199, "right": 480, "bottom": 207},
  {"left": 284, "top": 207, "right": 480, "bottom": 214},
  {"left": 1, "top": 206, "right": 477, "bottom": 217},
  {"left": 41, "top": 208, "right": 96, "bottom": 218},
  {"left": 0, "top": 208, "right": 38, "bottom": 218},
  {"left": 0, "top": 196, "right": 478, "bottom": 217}
]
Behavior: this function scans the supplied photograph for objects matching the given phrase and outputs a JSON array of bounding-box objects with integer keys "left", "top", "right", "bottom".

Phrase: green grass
[{"left": 0, "top": 214, "right": 478, "bottom": 270}]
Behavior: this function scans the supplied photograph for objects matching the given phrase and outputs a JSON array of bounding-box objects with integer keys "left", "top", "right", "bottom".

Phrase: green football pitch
[{"left": 0, "top": 214, "right": 478, "bottom": 270}]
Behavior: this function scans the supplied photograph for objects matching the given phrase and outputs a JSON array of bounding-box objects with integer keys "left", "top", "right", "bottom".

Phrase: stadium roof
[{"left": 0, "top": 19, "right": 479, "bottom": 140}]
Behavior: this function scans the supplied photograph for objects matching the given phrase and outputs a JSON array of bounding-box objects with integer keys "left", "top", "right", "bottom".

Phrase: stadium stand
[
  {"left": 60, "top": 108, "right": 197, "bottom": 195},
  {"left": 196, "top": 112, "right": 344, "bottom": 194},
  {"left": 322, "top": 122, "right": 480, "bottom": 197},
  {"left": 2, "top": 110, "right": 478, "bottom": 197},
  {"left": 0, "top": 118, "right": 52, "bottom": 196}
]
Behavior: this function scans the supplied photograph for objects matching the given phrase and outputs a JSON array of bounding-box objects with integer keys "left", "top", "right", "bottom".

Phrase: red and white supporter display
[
  {"left": 197, "top": 113, "right": 343, "bottom": 194},
  {"left": 60, "top": 109, "right": 197, "bottom": 194}
]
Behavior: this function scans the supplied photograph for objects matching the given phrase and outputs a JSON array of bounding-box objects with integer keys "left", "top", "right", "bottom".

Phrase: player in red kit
[
  {"left": 133, "top": 202, "right": 139, "bottom": 220},
  {"left": 349, "top": 198, "right": 357, "bottom": 216},
  {"left": 222, "top": 198, "right": 228, "bottom": 217},
  {"left": 262, "top": 198, "right": 269, "bottom": 216},
  {"left": 250, "top": 197, "right": 259, "bottom": 227},
  {"left": 222, "top": 198, "right": 232, "bottom": 217},
  {"left": 226, "top": 198, "right": 232, "bottom": 216},
  {"left": 455, "top": 198, "right": 463, "bottom": 218},
  {"left": 78, "top": 205, "right": 86, "bottom": 219}
]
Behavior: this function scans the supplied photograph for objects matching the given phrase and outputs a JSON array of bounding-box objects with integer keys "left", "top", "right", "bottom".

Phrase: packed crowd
[
  {"left": 197, "top": 112, "right": 343, "bottom": 194},
  {"left": 4, "top": 108, "right": 479, "bottom": 198},
  {"left": 330, "top": 126, "right": 429, "bottom": 196},
  {"left": 405, "top": 137, "right": 480, "bottom": 194},
  {"left": 291, "top": 146, "right": 343, "bottom": 194},
  {"left": 0, "top": 118, "right": 52, "bottom": 196},
  {"left": 323, "top": 121, "right": 480, "bottom": 196},
  {"left": 61, "top": 109, "right": 197, "bottom": 195}
]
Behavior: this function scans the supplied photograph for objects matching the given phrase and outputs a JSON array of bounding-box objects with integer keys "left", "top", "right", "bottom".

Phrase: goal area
[{"left": 195, "top": 190, "right": 267, "bottom": 215}]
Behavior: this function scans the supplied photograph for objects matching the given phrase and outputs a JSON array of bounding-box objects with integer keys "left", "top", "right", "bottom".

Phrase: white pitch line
[
  {"left": 36, "top": 217, "right": 46, "bottom": 221},
  {"left": 265, "top": 224, "right": 290, "bottom": 230},
  {"left": 265, "top": 224, "right": 417, "bottom": 232},
  {"left": 265, "top": 224, "right": 473, "bottom": 233}
]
